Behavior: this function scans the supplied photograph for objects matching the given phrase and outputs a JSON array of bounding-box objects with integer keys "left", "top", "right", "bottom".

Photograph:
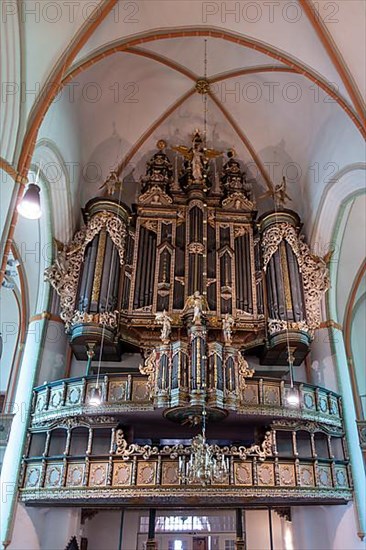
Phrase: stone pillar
[
  {"left": 146, "top": 509, "right": 157, "bottom": 550},
  {"left": 329, "top": 325, "right": 366, "bottom": 540},
  {"left": 1, "top": 317, "right": 48, "bottom": 548},
  {"left": 235, "top": 508, "right": 245, "bottom": 550}
]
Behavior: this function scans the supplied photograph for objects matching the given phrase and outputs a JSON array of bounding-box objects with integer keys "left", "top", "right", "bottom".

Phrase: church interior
[{"left": 0, "top": 1, "right": 365, "bottom": 549}]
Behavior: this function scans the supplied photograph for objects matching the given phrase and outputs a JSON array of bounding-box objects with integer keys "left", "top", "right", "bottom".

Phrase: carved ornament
[
  {"left": 44, "top": 211, "right": 127, "bottom": 330},
  {"left": 268, "top": 318, "right": 309, "bottom": 335},
  {"left": 71, "top": 310, "right": 119, "bottom": 329},
  {"left": 237, "top": 353, "right": 255, "bottom": 390},
  {"left": 138, "top": 185, "right": 173, "bottom": 205},
  {"left": 222, "top": 192, "right": 254, "bottom": 211},
  {"left": 114, "top": 429, "right": 272, "bottom": 462},
  {"left": 188, "top": 242, "right": 205, "bottom": 254},
  {"left": 262, "top": 223, "right": 330, "bottom": 331}
]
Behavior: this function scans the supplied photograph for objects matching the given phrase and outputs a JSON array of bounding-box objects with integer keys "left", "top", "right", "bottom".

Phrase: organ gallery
[{"left": 18, "top": 132, "right": 351, "bottom": 543}]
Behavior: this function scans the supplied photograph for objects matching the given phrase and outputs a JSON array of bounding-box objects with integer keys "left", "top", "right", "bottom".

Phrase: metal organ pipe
[
  {"left": 84, "top": 237, "right": 99, "bottom": 312},
  {"left": 149, "top": 236, "right": 157, "bottom": 307},
  {"left": 140, "top": 228, "right": 149, "bottom": 306},
  {"left": 286, "top": 242, "right": 304, "bottom": 322},
  {"left": 144, "top": 231, "right": 153, "bottom": 305},
  {"left": 246, "top": 233, "right": 253, "bottom": 313},
  {"left": 239, "top": 236, "right": 245, "bottom": 311},
  {"left": 99, "top": 234, "right": 113, "bottom": 311},
  {"left": 133, "top": 228, "right": 143, "bottom": 309},
  {"left": 269, "top": 257, "right": 279, "bottom": 319},
  {"left": 234, "top": 238, "right": 241, "bottom": 311},
  {"left": 77, "top": 243, "right": 91, "bottom": 310},
  {"left": 273, "top": 249, "right": 285, "bottom": 319}
]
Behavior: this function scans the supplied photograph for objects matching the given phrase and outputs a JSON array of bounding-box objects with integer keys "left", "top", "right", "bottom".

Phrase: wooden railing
[
  {"left": 20, "top": 452, "right": 351, "bottom": 505},
  {"left": 31, "top": 374, "right": 342, "bottom": 426}
]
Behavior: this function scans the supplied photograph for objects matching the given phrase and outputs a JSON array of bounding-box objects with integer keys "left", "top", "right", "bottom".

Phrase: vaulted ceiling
[
  {"left": 2, "top": 0, "right": 365, "bottom": 224},
  {"left": 1, "top": 0, "right": 365, "bottom": 336}
]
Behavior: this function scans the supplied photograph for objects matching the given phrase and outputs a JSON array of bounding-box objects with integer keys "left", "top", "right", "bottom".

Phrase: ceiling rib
[
  {"left": 0, "top": 157, "right": 18, "bottom": 181},
  {"left": 0, "top": 0, "right": 118, "bottom": 287},
  {"left": 208, "top": 91, "right": 274, "bottom": 191},
  {"left": 211, "top": 66, "right": 297, "bottom": 82},
  {"left": 115, "top": 87, "right": 197, "bottom": 177},
  {"left": 126, "top": 47, "right": 198, "bottom": 81},
  {"left": 18, "top": 0, "right": 118, "bottom": 177},
  {"left": 63, "top": 29, "right": 365, "bottom": 139},
  {"left": 299, "top": 0, "right": 366, "bottom": 128},
  {"left": 113, "top": 84, "right": 274, "bottom": 193}
]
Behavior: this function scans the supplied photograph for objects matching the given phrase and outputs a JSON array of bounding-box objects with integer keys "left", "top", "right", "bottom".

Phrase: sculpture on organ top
[
  {"left": 183, "top": 291, "right": 208, "bottom": 325},
  {"left": 99, "top": 169, "right": 123, "bottom": 196},
  {"left": 173, "top": 129, "right": 221, "bottom": 186},
  {"left": 221, "top": 149, "right": 252, "bottom": 201},
  {"left": 140, "top": 140, "right": 173, "bottom": 193},
  {"left": 259, "top": 176, "right": 291, "bottom": 207},
  {"left": 222, "top": 313, "right": 235, "bottom": 345},
  {"left": 155, "top": 310, "right": 173, "bottom": 344}
]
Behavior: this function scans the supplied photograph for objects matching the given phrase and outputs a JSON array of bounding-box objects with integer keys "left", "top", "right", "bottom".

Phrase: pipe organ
[
  {"left": 23, "top": 132, "right": 349, "bottom": 510},
  {"left": 45, "top": 131, "right": 330, "bottom": 414}
]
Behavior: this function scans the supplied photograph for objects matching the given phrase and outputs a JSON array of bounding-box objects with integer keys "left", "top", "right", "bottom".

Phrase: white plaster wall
[
  {"left": 246, "top": 510, "right": 271, "bottom": 550},
  {"left": 0, "top": 170, "right": 16, "bottom": 248},
  {"left": 308, "top": 328, "right": 339, "bottom": 392},
  {"left": 8, "top": 505, "right": 81, "bottom": 550},
  {"left": 292, "top": 503, "right": 366, "bottom": 550},
  {"left": 83, "top": 510, "right": 123, "bottom": 550},
  {"left": 7, "top": 504, "right": 40, "bottom": 550},
  {"left": 121, "top": 510, "right": 140, "bottom": 550},
  {"left": 0, "top": 288, "right": 20, "bottom": 392},
  {"left": 351, "top": 295, "right": 366, "bottom": 416},
  {"left": 36, "top": 319, "right": 68, "bottom": 385}
]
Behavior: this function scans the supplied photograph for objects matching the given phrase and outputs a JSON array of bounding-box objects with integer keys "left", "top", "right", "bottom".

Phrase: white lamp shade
[{"left": 17, "top": 184, "right": 42, "bottom": 219}]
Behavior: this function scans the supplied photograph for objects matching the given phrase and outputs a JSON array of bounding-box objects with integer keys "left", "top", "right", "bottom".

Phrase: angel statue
[
  {"left": 172, "top": 129, "right": 222, "bottom": 184},
  {"left": 155, "top": 310, "right": 173, "bottom": 344},
  {"left": 222, "top": 313, "right": 235, "bottom": 345},
  {"left": 259, "top": 176, "right": 291, "bottom": 207},
  {"left": 99, "top": 169, "right": 123, "bottom": 196},
  {"left": 183, "top": 291, "right": 208, "bottom": 325}
]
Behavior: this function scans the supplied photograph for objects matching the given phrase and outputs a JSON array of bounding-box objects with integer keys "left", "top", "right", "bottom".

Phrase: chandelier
[{"left": 178, "top": 406, "right": 229, "bottom": 485}]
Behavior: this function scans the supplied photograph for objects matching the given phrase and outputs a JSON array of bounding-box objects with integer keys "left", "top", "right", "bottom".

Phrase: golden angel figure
[
  {"left": 259, "top": 177, "right": 291, "bottom": 207},
  {"left": 99, "top": 169, "right": 123, "bottom": 196},
  {"left": 183, "top": 291, "right": 209, "bottom": 325},
  {"left": 172, "top": 130, "right": 222, "bottom": 183}
]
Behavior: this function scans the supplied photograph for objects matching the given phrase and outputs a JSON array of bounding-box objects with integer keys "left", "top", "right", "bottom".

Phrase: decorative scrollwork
[
  {"left": 44, "top": 211, "right": 127, "bottom": 330},
  {"left": 262, "top": 223, "right": 330, "bottom": 331},
  {"left": 141, "top": 220, "right": 159, "bottom": 233},
  {"left": 115, "top": 429, "right": 159, "bottom": 460},
  {"left": 114, "top": 428, "right": 272, "bottom": 462},
  {"left": 138, "top": 185, "right": 173, "bottom": 205},
  {"left": 267, "top": 319, "right": 310, "bottom": 335},
  {"left": 237, "top": 352, "right": 255, "bottom": 390},
  {"left": 222, "top": 191, "right": 254, "bottom": 211},
  {"left": 139, "top": 349, "right": 157, "bottom": 397},
  {"left": 188, "top": 242, "right": 205, "bottom": 254},
  {"left": 71, "top": 310, "right": 119, "bottom": 329},
  {"left": 234, "top": 226, "right": 250, "bottom": 238}
]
